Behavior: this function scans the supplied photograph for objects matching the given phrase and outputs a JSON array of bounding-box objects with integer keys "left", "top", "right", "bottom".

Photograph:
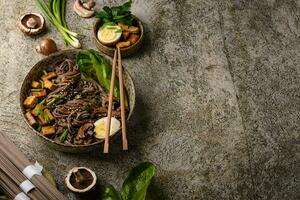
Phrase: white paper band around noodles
[
  {"left": 14, "top": 192, "right": 30, "bottom": 200},
  {"left": 22, "top": 162, "right": 43, "bottom": 179},
  {"left": 19, "top": 180, "right": 35, "bottom": 194}
]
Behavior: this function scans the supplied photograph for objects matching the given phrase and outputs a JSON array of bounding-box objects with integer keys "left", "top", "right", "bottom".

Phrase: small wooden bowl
[
  {"left": 19, "top": 49, "right": 136, "bottom": 153},
  {"left": 93, "top": 17, "right": 144, "bottom": 57}
]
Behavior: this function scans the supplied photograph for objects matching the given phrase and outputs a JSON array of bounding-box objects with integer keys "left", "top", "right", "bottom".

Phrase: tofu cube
[
  {"left": 31, "top": 104, "right": 44, "bottom": 116},
  {"left": 25, "top": 112, "right": 36, "bottom": 126},
  {"left": 41, "top": 72, "right": 57, "bottom": 81},
  {"left": 44, "top": 109, "right": 54, "bottom": 121},
  {"left": 44, "top": 80, "right": 57, "bottom": 90},
  {"left": 23, "top": 96, "right": 38, "bottom": 108},
  {"left": 32, "top": 89, "right": 47, "bottom": 97},
  {"left": 38, "top": 114, "right": 48, "bottom": 125},
  {"left": 41, "top": 126, "right": 56, "bottom": 137},
  {"left": 31, "top": 81, "right": 41, "bottom": 88}
]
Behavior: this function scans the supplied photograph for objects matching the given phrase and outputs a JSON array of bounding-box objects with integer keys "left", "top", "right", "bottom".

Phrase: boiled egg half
[{"left": 94, "top": 117, "right": 121, "bottom": 139}]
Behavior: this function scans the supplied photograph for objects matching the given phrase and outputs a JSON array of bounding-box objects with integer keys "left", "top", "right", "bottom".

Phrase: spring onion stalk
[{"left": 36, "top": 0, "right": 81, "bottom": 48}]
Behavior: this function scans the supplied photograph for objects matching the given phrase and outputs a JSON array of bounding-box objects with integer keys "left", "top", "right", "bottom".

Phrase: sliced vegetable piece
[{"left": 23, "top": 96, "right": 38, "bottom": 108}]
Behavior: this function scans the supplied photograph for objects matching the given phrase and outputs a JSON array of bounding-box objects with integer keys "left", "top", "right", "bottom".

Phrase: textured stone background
[{"left": 0, "top": 0, "right": 299, "bottom": 199}]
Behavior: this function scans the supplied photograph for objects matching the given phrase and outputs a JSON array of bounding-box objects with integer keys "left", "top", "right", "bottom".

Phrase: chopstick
[
  {"left": 104, "top": 49, "right": 118, "bottom": 153},
  {"left": 117, "top": 47, "right": 128, "bottom": 150}
]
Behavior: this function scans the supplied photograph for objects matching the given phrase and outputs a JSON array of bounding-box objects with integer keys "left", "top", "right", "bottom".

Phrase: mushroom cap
[
  {"left": 65, "top": 167, "right": 97, "bottom": 193},
  {"left": 18, "top": 13, "right": 45, "bottom": 35},
  {"left": 73, "top": 0, "right": 95, "bottom": 18}
]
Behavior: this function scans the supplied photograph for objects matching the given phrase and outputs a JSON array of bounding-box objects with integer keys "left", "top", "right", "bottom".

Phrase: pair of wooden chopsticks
[{"left": 104, "top": 47, "right": 128, "bottom": 153}]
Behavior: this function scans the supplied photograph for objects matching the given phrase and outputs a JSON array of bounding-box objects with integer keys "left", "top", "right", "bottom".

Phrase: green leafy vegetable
[
  {"left": 102, "top": 162, "right": 156, "bottom": 200},
  {"left": 76, "top": 50, "right": 120, "bottom": 98},
  {"left": 35, "top": 0, "right": 81, "bottom": 48},
  {"left": 96, "top": 1, "right": 134, "bottom": 25},
  {"left": 102, "top": 185, "right": 122, "bottom": 200},
  {"left": 59, "top": 129, "right": 68, "bottom": 142}
]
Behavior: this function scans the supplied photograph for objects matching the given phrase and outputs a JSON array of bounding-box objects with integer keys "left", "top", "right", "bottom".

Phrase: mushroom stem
[
  {"left": 83, "top": 0, "right": 95, "bottom": 10},
  {"left": 26, "top": 17, "right": 38, "bottom": 28}
]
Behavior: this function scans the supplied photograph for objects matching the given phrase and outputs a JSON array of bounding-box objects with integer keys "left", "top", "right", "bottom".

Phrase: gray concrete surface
[{"left": 0, "top": 0, "right": 299, "bottom": 199}]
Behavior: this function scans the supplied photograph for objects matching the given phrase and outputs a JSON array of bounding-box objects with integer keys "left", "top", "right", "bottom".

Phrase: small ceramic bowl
[
  {"left": 93, "top": 16, "right": 144, "bottom": 57},
  {"left": 19, "top": 49, "right": 136, "bottom": 153}
]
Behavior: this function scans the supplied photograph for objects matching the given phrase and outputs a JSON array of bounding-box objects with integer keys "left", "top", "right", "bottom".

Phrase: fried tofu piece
[
  {"left": 41, "top": 72, "right": 57, "bottom": 81},
  {"left": 43, "top": 79, "right": 57, "bottom": 90},
  {"left": 128, "top": 34, "right": 139, "bottom": 44},
  {"left": 128, "top": 26, "right": 139, "bottom": 34},
  {"left": 31, "top": 104, "right": 44, "bottom": 116},
  {"left": 38, "top": 114, "right": 48, "bottom": 125},
  {"left": 25, "top": 112, "right": 36, "bottom": 126},
  {"left": 23, "top": 96, "right": 38, "bottom": 108},
  {"left": 32, "top": 89, "right": 47, "bottom": 97},
  {"left": 41, "top": 126, "right": 55, "bottom": 137},
  {"left": 122, "top": 31, "right": 130, "bottom": 40},
  {"left": 44, "top": 109, "right": 54, "bottom": 121},
  {"left": 31, "top": 81, "right": 41, "bottom": 88},
  {"left": 116, "top": 41, "right": 131, "bottom": 48},
  {"left": 118, "top": 23, "right": 129, "bottom": 31}
]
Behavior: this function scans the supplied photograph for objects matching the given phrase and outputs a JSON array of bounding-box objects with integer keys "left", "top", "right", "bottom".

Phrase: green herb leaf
[
  {"left": 96, "top": 1, "right": 134, "bottom": 25},
  {"left": 121, "top": 162, "right": 156, "bottom": 200},
  {"left": 101, "top": 162, "right": 156, "bottom": 200},
  {"left": 102, "top": 185, "right": 122, "bottom": 200}
]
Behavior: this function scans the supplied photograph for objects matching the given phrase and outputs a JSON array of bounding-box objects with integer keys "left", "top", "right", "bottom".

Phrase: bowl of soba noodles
[{"left": 20, "top": 49, "right": 135, "bottom": 153}]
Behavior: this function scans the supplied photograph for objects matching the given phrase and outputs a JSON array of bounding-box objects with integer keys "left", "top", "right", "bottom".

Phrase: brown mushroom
[
  {"left": 36, "top": 38, "right": 57, "bottom": 56},
  {"left": 65, "top": 167, "right": 97, "bottom": 194},
  {"left": 77, "top": 123, "right": 94, "bottom": 139},
  {"left": 73, "top": 0, "right": 95, "bottom": 18},
  {"left": 18, "top": 13, "right": 45, "bottom": 36}
]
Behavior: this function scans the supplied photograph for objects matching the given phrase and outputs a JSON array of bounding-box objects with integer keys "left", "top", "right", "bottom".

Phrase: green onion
[
  {"left": 31, "top": 89, "right": 42, "bottom": 92},
  {"left": 59, "top": 129, "right": 68, "bottom": 142},
  {"left": 43, "top": 70, "right": 48, "bottom": 75},
  {"left": 41, "top": 81, "right": 45, "bottom": 88},
  {"left": 39, "top": 99, "right": 46, "bottom": 105},
  {"left": 46, "top": 98, "right": 56, "bottom": 106},
  {"left": 36, "top": 0, "right": 81, "bottom": 48}
]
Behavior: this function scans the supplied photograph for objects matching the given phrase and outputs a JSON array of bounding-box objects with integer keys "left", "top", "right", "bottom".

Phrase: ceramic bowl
[{"left": 20, "top": 49, "right": 135, "bottom": 153}]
